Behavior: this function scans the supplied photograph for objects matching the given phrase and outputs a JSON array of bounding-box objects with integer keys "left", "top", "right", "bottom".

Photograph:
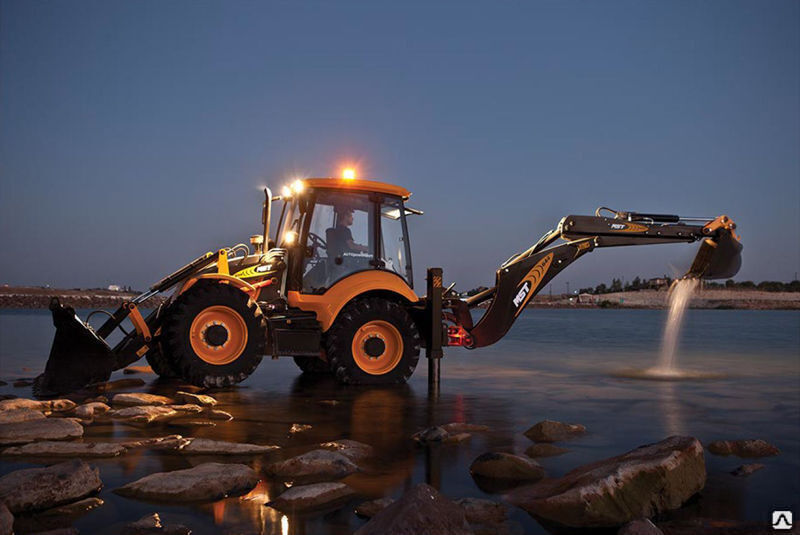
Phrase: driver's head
[{"left": 338, "top": 209, "right": 354, "bottom": 227}]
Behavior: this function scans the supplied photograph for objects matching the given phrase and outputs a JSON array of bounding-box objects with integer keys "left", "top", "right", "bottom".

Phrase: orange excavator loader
[{"left": 35, "top": 178, "right": 742, "bottom": 396}]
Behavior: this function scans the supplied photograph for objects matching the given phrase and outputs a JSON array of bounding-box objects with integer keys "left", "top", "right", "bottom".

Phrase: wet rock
[
  {"left": 524, "top": 420, "right": 586, "bottom": 443},
  {"left": 730, "top": 463, "right": 764, "bottom": 477},
  {"left": 40, "top": 497, "right": 104, "bottom": 517},
  {"left": 122, "top": 435, "right": 183, "bottom": 449},
  {"left": 1, "top": 440, "right": 126, "bottom": 457},
  {"left": 13, "top": 379, "right": 34, "bottom": 387},
  {"left": 0, "top": 380, "right": 5, "bottom": 386},
  {"left": 525, "top": 443, "right": 569, "bottom": 458},
  {"left": 121, "top": 513, "right": 190, "bottom": 535},
  {"left": 355, "top": 483, "right": 472, "bottom": 535},
  {"left": 89, "top": 378, "right": 146, "bottom": 392},
  {"left": 25, "top": 529, "right": 79, "bottom": 535},
  {"left": 508, "top": 435, "right": 706, "bottom": 528},
  {"left": 174, "top": 391, "right": 217, "bottom": 407},
  {"left": 115, "top": 462, "right": 258, "bottom": 502},
  {"left": 355, "top": 497, "right": 395, "bottom": 518},
  {"left": 318, "top": 399, "right": 340, "bottom": 406},
  {"left": 0, "top": 408, "right": 46, "bottom": 424},
  {"left": 72, "top": 402, "right": 111, "bottom": 420},
  {"left": 83, "top": 396, "right": 108, "bottom": 404},
  {"left": 167, "top": 419, "right": 216, "bottom": 428},
  {"left": 0, "top": 503, "right": 11, "bottom": 535},
  {"left": 707, "top": 439, "right": 779, "bottom": 458},
  {"left": 0, "top": 459, "right": 102, "bottom": 513},
  {"left": 0, "top": 418, "right": 84, "bottom": 446},
  {"left": 168, "top": 404, "right": 204, "bottom": 414},
  {"left": 15, "top": 497, "right": 105, "bottom": 533},
  {"left": 112, "top": 406, "right": 179, "bottom": 426},
  {"left": 204, "top": 409, "right": 233, "bottom": 421},
  {"left": 267, "top": 449, "right": 358, "bottom": 481},
  {"left": 619, "top": 519, "right": 663, "bottom": 535},
  {"left": 441, "top": 423, "right": 490, "bottom": 434},
  {"left": 123, "top": 366, "right": 154, "bottom": 375},
  {"left": 455, "top": 498, "right": 508, "bottom": 525},
  {"left": 470, "top": 452, "right": 545, "bottom": 481},
  {"left": 0, "top": 398, "right": 75, "bottom": 413},
  {"left": 113, "top": 393, "right": 174, "bottom": 407},
  {"left": 268, "top": 482, "right": 355, "bottom": 513},
  {"left": 290, "top": 423, "right": 312, "bottom": 434},
  {"left": 160, "top": 437, "right": 279, "bottom": 455},
  {"left": 319, "top": 439, "right": 373, "bottom": 462},
  {"left": 413, "top": 426, "right": 472, "bottom": 445}
]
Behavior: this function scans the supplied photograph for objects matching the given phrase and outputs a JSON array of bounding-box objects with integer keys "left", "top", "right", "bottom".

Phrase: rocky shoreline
[{"left": 0, "top": 287, "right": 167, "bottom": 310}]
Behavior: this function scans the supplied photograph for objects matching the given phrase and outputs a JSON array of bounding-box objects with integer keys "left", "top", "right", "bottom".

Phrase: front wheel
[
  {"left": 162, "top": 282, "right": 265, "bottom": 388},
  {"left": 326, "top": 297, "right": 420, "bottom": 385}
]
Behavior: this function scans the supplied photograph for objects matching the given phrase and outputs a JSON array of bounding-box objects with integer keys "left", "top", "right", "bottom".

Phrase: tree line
[{"left": 579, "top": 277, "right": 800, "bottom": 295}]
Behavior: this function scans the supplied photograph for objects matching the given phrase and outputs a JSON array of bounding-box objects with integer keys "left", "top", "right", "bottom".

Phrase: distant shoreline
[{"left": 2, "top": 285, "right": 798, "bottom": 311}]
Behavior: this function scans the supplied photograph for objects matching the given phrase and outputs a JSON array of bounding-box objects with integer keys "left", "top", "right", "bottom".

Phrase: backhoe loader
[{"left": 35, "top": 177, "right": 742, "bottom": 396}]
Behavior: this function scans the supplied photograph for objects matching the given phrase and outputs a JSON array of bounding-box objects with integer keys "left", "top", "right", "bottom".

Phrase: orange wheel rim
[
  {"left": 351, "top": 320, "right": 403, "bottom": 375},
  {"left": 189, "top": 305, "right": 248, "bottom": 365}
]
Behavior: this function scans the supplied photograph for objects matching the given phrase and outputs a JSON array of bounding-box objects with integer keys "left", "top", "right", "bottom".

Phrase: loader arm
[{"left": 449, "top": 210, "right": 741, "bottom": 349}]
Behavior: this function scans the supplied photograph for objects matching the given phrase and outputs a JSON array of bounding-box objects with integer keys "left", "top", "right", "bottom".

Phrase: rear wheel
[
  {"left": 162, "top": 282, "right": 265, "bottom": 388},
  {"left": 326, "top": 297, "right": 420, "bottom": 385}
]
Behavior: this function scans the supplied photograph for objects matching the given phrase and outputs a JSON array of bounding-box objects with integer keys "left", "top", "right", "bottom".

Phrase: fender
[
  {"left": 179, "top": 273, "right": 257, "bottom": 296},
  {"left": 287, "top": 271, "right": 419, "bottom": 331}
]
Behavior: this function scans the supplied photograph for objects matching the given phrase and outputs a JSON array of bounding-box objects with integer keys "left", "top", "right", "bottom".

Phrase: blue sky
[{"left": 1, "top": 0, "right": 797, "bottom": 292}]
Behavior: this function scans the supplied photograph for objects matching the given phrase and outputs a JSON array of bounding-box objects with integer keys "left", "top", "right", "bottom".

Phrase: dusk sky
[{"left": 1, "top": 1, "right": 798, "bottom": 292}]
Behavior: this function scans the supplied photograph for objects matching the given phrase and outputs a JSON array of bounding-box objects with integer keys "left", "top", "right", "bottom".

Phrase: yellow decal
[
  {"left": 232, "top": 265, "right": 271, "bottom": 280},
  {"left": 513, "top": 253, "right": 553, "bottom": 317},
  {"left": 609, "top": 222, "right": 648, "bottom": 233}
]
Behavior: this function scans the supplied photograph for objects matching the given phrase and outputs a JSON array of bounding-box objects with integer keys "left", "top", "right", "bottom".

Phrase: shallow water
[{"left": 1, "top": 308, "right": 799, "bottom": 534}]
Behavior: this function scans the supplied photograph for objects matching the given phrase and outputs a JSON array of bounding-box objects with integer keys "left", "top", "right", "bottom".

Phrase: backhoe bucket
[
  {"left": 33, "top": 298, "right": 115, "bottom": 397},
  {"left": 685, "top": 230, "right": 743, "bottom": 280}
]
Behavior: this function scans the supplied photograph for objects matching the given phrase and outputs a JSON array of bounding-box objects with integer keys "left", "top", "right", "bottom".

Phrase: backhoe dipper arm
[{"left": 452, "top": 211, "right": 741, "bottom": 349}]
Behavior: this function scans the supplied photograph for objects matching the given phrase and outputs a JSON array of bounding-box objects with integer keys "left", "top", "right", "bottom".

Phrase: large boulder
[
  {"left": 355, "top": 483, "right": 472, "bottom": 535},
  {"left": 707, "top": 439, "right": 779, "bottom": 458},
  {"left": 508, "top": 436, "right": 706, "bottom": 528},
  {"left": 470, "top": 452, "right": 545, "bottom": 481},
  {"left": 266, "top": 449, "right": 358, "bottom": 481},
  {"left": 1, "top": 440, "right": 126, "bottom": 457},
  {"left": 267, "top": 482, "right": 355, "bottom": 513},
  {"left": 524, "top": 420, "right": 586, "bottom": 443},
  {"left": 115, "top": 462, "right": 258, "bottom": 502},
  {"left": 0, "top": 408, "right": 46, "bottom": 424},
  {"left": 0, "top": 418, "right": 84, "bottom": 446},
  {"left": 0, "top": 460, "right": 102, "bottom": 513},
  {"left": 112, "top": 393, "right": 174, "bottom": 407}
]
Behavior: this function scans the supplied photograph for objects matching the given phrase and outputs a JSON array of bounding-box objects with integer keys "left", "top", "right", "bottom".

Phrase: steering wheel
[{"left": 308, "top": 232, "right": 327, "bottom": 256}]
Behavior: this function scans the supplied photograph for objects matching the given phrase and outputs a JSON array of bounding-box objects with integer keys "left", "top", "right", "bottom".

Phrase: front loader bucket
[
  {"left": 685, "top": 230, "right": 743, "bottom": 280},
  {"left": 33, "top": 298, "right": 115, "bottom": 397}
]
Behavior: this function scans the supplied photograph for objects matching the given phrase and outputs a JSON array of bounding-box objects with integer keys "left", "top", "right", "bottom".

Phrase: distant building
[
  {"left": 647, "top": 278, "right": 670, "bottom": 289},
  {"left": 107, "top": 284, "right": 122, "bottom": 292},
  {"left": 577, "top": 293, "right": 595, "bottom": 304}
]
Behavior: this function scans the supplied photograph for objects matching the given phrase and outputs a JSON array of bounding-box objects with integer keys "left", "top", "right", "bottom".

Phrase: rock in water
[
  {"left": 0, "top": 408, "right": 46, "bottom": 424},
  {"left": 0, "top": 418, "right": 84, "bottom": 446},
  {"left": 707, "top": 439, "right": 779, "bottom": 458},
  {"left": 1, "top": 440, "right": 126, "bottom": 457},
  {"left": 524, "top": 420, "right": 586, "bottom": 443},
  {"left": 174, "top": 391, "right": 217, "bottom": 407},
  {"left": 0, "top": 460, "right": 102, "bottom": 513},
  {"left": 525, "top": 443, "right": 569, "bottom": 458},
  {"left": 470, "top": 452, "right": 545, "bottom": 481},
  {"left": 162, "top": 437, "right": 279, "bottom": 455},
  {"left": 454, "top": 498, "right": 508, "bottom": 525},
  {"left": 72, "top": 402, "right": 111, "bottom": 420},
  {"left": 319, "top": 439, "right": 373, "bottom": 462},
  {"left": 355, "top": 483, "right": 472, "bottom": 535},
  {"left": 0, "top": 398, "right": 75, "bottom": 413},
  {"left": 266, "top": 449, "right": 358, "bottom": 481},
  {"left": 355, "top": 497, "right": 395, "bottom": 518},
  {"left": 112, "top": 393, "right": 174, "bottom": 407},
  {"left": 267, "top": 482, "right": 355, "bottom": 513},
  {"left": 730, "top": 463, "right": 765, "bottom": 477},
  {"left": 0, "top": 503, "right": 12, "bottom": 535},
  {"left": 112, "top": 406, "right": 180, "bottom": 426},
  {"left": 619, "top": 519, "right": 663, "bottom": 535},
  {"left": 121, "top": 513, "right": 191, "bottom": 535},
  {"left": 508, "top": 435, "right": 706, "bottom": 528},
  {"left": 115, "top": 462, "right": 258, "bottom": 502}
]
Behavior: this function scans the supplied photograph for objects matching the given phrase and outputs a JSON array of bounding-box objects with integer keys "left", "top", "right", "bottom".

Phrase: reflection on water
[{"left": 0, "top": 309, "right": 798, "bottom": 534}]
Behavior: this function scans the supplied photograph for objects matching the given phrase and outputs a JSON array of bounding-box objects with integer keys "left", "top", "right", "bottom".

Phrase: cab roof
[{"left": 302, "top": 178, "right": 411, "bottom": 200}]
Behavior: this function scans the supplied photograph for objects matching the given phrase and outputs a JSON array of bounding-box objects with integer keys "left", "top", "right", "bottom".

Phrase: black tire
[
  {"left": 293, "top": 356, "right": 331, "bottom": 374},
  {"left": 326, "top": 297, "right": 420, "bottom": 385},
  {"left": 161, "top": 282, "right": 265, "bottom": 388},
  {"left": 145, "top": 344, "right": 178, "bottom": 378}
]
